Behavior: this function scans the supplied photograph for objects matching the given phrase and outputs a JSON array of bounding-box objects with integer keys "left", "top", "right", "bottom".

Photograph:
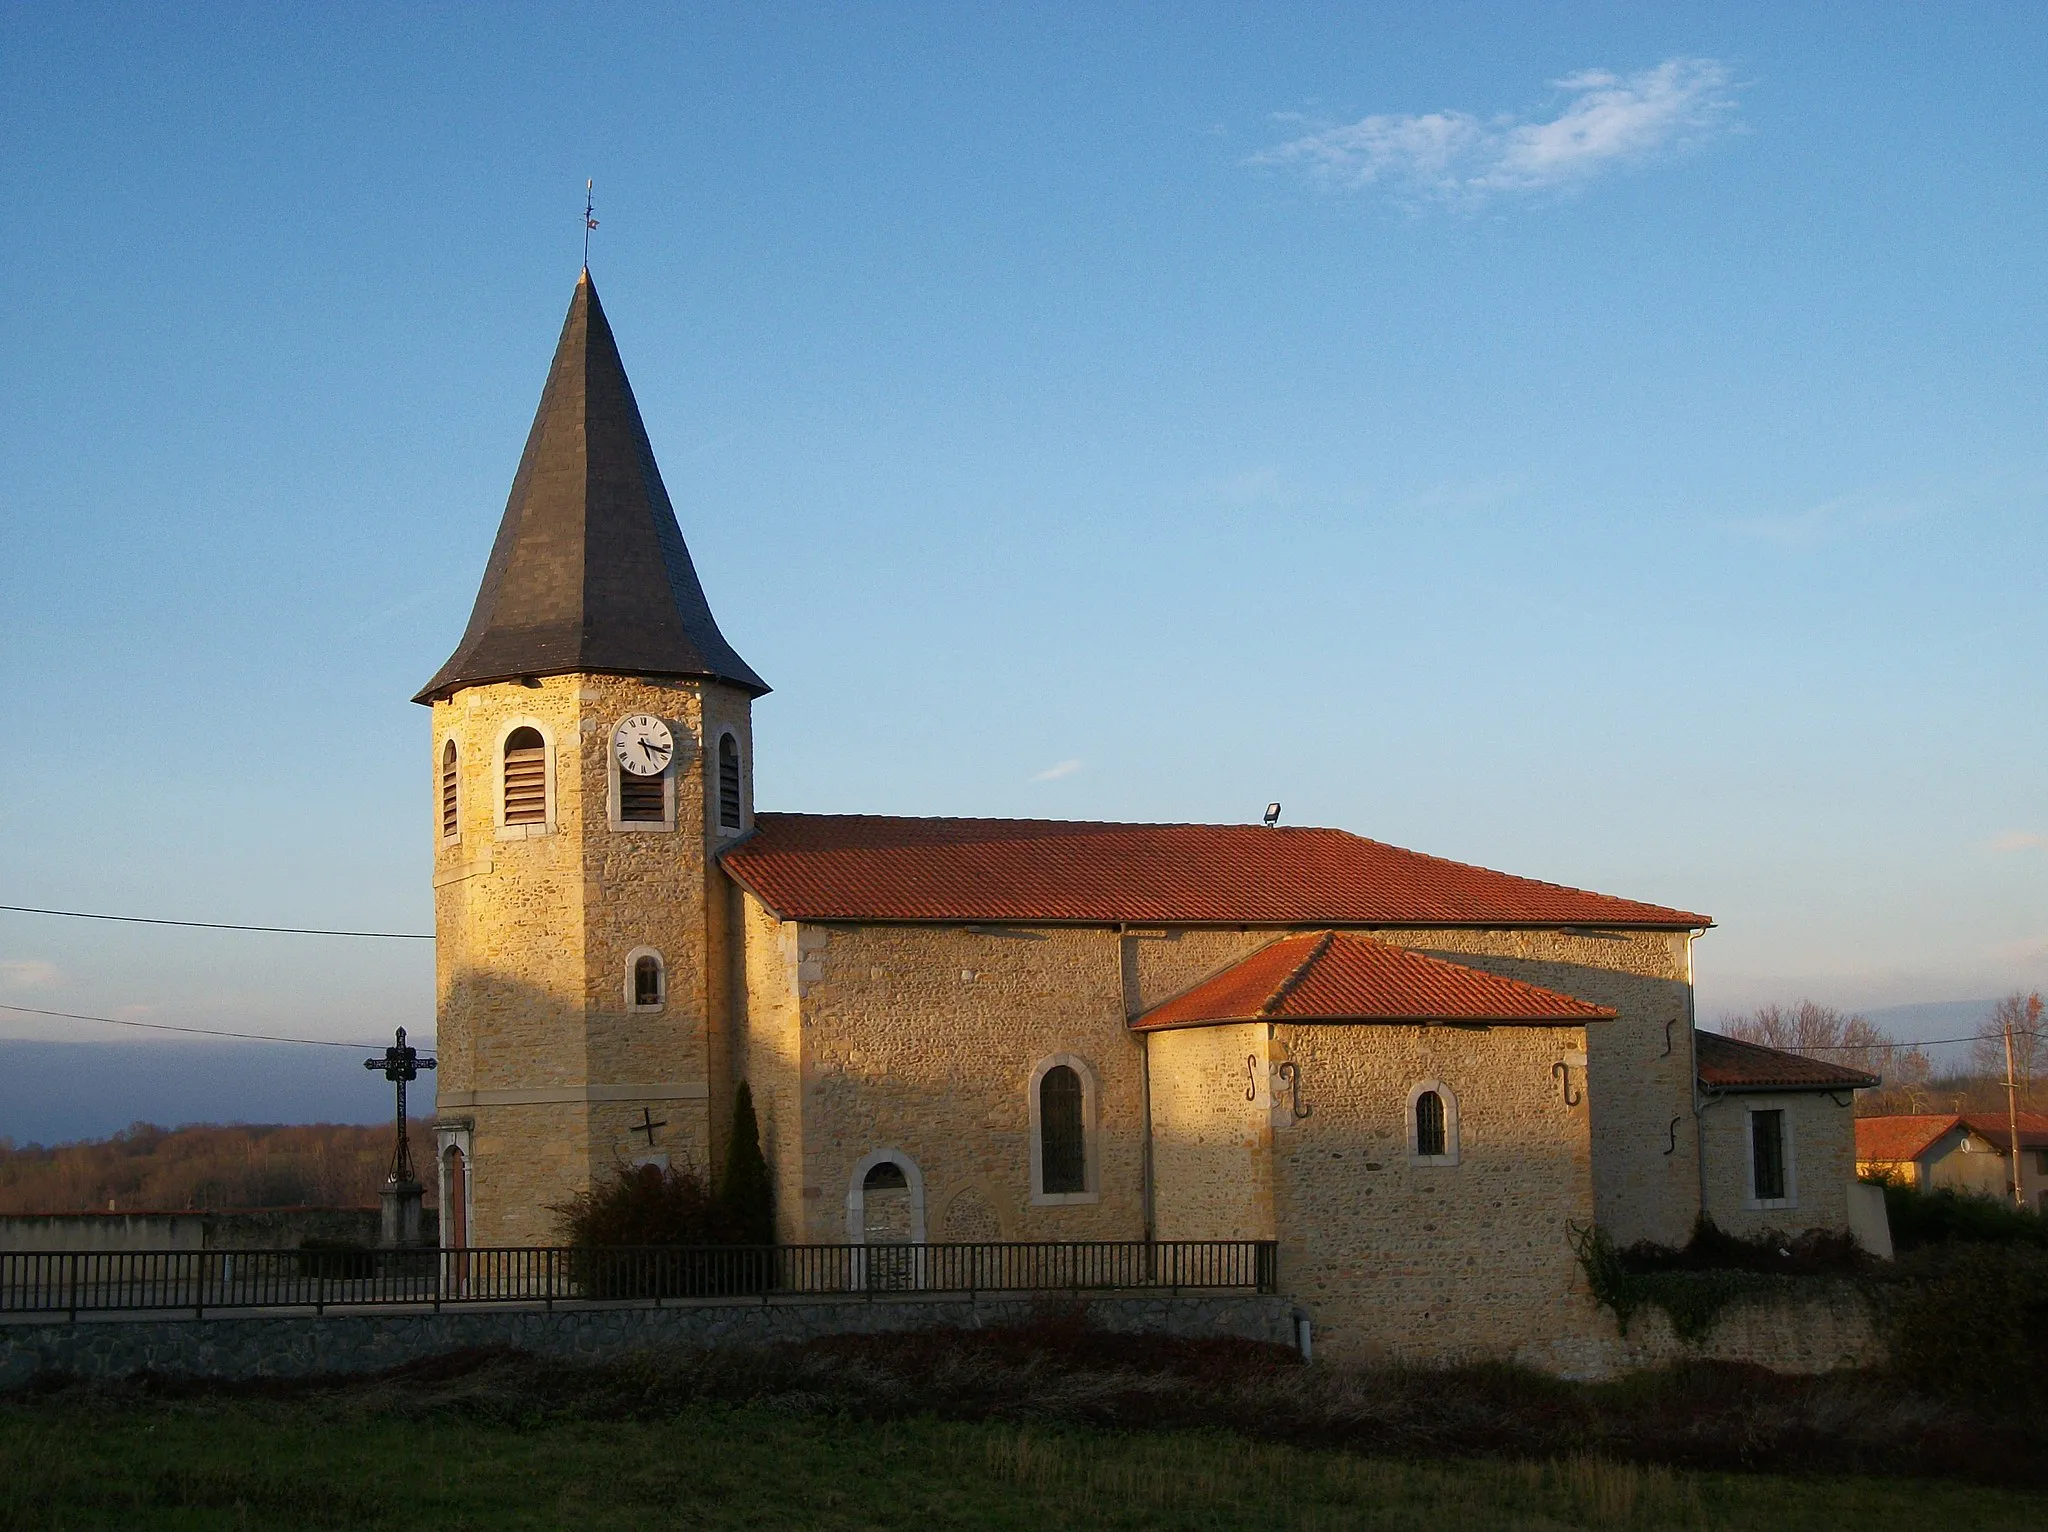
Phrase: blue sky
[{"left": 2, "top": 5, "right": 2045, "bottom": 1128}]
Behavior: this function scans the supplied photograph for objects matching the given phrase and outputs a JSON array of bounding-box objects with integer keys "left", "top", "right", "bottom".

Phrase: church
[{"left": 419, "top": 272, "right": 1876, "bottom": 1366}]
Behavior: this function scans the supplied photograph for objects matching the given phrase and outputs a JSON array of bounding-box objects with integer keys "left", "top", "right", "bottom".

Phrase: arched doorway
[{"left": 846, "top": 1150, "right": 925, "bottom": 1291}]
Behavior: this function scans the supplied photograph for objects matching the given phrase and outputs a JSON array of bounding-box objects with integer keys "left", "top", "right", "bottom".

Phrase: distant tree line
[
  {"left": 1720, "top": 991, "right": 2044, "bottom": 1116},
  {"left": 0, "top": 1120, "right": 437, "bottom": 1214}
]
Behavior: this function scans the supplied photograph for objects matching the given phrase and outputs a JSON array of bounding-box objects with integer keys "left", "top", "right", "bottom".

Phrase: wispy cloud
[
  {"left": 1991, "top": 831, "right": 2048, "bottom": 854},
  {"left": 1030, "top": 759, "right": 1083, "bottom": 782},
  {"left": 1725, "top": 489, "right": 1930, "bottom": 547},
  {"left": 1200, "top": 466, "right": 1285, "bottom": 507},
  {"left": 1251, "top": 59, "right": 1736, "bottom": 207},
  {"left": 0, "top": 960, "right": 60, "bottom": 989}
]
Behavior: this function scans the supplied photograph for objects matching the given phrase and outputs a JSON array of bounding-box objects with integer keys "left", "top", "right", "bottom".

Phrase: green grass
[{"left": 0, "top": 1399, "right": 2041, "bottom": 1531}]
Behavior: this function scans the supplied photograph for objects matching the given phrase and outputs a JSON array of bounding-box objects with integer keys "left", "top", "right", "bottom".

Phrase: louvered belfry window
[
  {"left": 1415, "top": 1091, "right": 1447, "bottom": 1158},
  {"left": 502, "top": 727, "right": 548, "bottom": 825},
  {"left": 718, "top": 734, "right": 742, "bottom": 829},
  {"left": 619, "top": 765, "right": 665, "bottom": 822},
  {"left": 439, "top": 740, "right": 459, "bottom": 839},
  {"left": 1039, "top": 1065, "right": 1086, "bottom": 1194}
]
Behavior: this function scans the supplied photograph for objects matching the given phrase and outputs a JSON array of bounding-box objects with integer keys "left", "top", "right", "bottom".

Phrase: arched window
[
  {"left": 1406, "top": 1079, "right": 1460, "bottom": 1166},
  {"left": 626, "top": 948, "right": 665, "bottom": 1010},
  {"left": 1039, "top": 1066, "right": 1086, "bottom": 1194},
  {"left": 1028, "top": 1054, "right": 1099, "bottom": 1204},
  {"left": 1415, "top": 1091, "right": 1446, "bottom": 1157},
  {"left": 502, "top": 727, "right": 548, "bottom": 825},
  {"left": 439, "top": 740, "right": 459, "bottom": 840},
  {"left": 718, "top": 733, "right": 742, "bottom": 829},
  {"left": 863, "top": 1160, "right": 907, "bottom": 1192}
]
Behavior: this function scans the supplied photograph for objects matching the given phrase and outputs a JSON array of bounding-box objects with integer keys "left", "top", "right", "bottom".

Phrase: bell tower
[{"left": 415, "top": 271, "right": 768, "bottom": 1247}]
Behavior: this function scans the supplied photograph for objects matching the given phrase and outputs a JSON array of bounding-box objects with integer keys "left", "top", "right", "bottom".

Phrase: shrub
[
  {"left": 1879, "top": 1181, "right": 2048, "bottom": 1253},
  {"left": 1880, "top": 1243, "right": 2048, "bottom": 1405},
  {"left": 1573, "top": 1217, "right": 1866, "bottom": 1340},
  {"left": 1619, "top": 1216, "right": 1868, "bottom": 1276},
  {"left": 552, "top": 1161, "right": 729, "bottom": 1248},
  {"left": 550, "top": 1159, "right": 775, "bottom": 1297}
]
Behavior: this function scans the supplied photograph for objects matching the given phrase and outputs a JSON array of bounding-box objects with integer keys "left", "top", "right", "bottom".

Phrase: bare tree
[
  {"left": 1724, "top": 1000, "right": 1930, "bottom": 1096},
  {"left": 1972, "top": 991, "right": 2046, "bottom": 1107}
]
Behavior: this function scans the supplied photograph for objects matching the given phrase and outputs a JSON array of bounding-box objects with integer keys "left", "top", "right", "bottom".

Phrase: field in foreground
[
  {"left": 2, "top": 1395, "right": 2044, "bottom": 1531},
  {"left": 3, "top": 1325, "right": 2045, "bottom": 1530}
]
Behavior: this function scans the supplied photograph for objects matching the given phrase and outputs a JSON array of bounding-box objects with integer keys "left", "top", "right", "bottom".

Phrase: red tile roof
[
  {"left": 1133, "top": 931, "right": 1616, "bottom": 1031},
  {"left": 1695, "top": 1031, "right": 1880, "bottom": 1093},
  {"left": 1956, "top": 1111, "right": 2048, "bottom": 1155},
  {"left": 1855, "top": 1115, "right": 1962, "bottom": 1165},
  {"left": 722, "top": 815, "right": 1712, "bottom": 929}
]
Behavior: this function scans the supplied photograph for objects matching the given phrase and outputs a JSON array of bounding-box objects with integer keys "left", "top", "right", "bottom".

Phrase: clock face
[{"left": 613, "top": 714, "right": 674, "bottom": 777}]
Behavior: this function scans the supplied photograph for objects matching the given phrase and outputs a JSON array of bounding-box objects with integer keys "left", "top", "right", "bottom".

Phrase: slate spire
[{"left": 415, "top": 271, "right": 768, "bottom": 703}]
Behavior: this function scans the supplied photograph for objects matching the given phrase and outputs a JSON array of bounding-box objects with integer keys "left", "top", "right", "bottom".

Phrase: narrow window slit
[
  {"left": 440, "top": 740, "right": 459, "bottom": 838},
  {"left": 718, "top": 735, "right": 742, "bottom": 828}
]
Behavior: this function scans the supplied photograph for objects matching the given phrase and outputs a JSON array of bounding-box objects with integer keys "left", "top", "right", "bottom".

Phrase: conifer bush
[{"left": 719, "top": 1081, "right": 775, "bottom": 1247}]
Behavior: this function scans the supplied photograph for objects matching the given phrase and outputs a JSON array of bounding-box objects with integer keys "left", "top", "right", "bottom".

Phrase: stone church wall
[
  {"left": 781, "top": 923, "right": 1148, "bottom": 1245},
  {"left": 1395, "top": 928, "right": 1698, "bottom": 1250},
  {"left": 1147, "top": 1022, "right": 1274, "bottom": 1240},
  {"left": 1123, "top": 925, "right": 1699, "bottom": 1249},
  {"left": 736, "top": 891, "right": 807, "bottom": 1243},
  {"left": 1699, "top": 1088, "right": 1858, "bottom": 1240},
  {"left": 1269, "top": 1020, "right": 1595, "bottom": 1365}
]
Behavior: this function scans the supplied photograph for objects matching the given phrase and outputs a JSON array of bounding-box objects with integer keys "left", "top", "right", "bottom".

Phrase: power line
[
  {"left": 1716, "top": 1031, "right": 2042, "bottom": 1051},
  {"left": 0, "top": 1002, "right": 395, "bottom": 1051},
  {"left": 0, "top": 904, "right": 432, "bottom": 940}
]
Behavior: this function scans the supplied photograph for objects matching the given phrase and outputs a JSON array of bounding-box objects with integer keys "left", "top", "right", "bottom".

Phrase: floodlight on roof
[{"left": 1263, "top": 802, "right": 1282, "bottom": 828}]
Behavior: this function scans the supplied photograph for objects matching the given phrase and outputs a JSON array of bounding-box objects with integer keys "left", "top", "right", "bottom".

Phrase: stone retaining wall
[
  {"left": 0, "top": 1292, "right": 1297, "bottom": 1388},
  {"left": 1521, "top": 1287, "right": 1885, "bottom": 1380},
  {"left": 0, "top": 1209, "right": 413, "bottom": 1253}
]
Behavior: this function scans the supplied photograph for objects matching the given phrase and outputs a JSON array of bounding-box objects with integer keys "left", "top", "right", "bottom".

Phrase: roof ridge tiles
[{"left": 1258, "top": 931, "right": 1336, "bottom": 1017}]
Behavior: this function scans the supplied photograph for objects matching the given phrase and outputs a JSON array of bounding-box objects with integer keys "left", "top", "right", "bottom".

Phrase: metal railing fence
[{"left": 0, "top": 1240, "right": 1277, "bottom": 1319}]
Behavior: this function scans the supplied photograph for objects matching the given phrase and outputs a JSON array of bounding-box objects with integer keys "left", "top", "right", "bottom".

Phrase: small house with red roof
[
  {"left": 418, "top": 274, "right": 1883, "bottom": 1369},
  {"left": 1857, "top": 1112, "right": 2048, "bottom": 1210}
]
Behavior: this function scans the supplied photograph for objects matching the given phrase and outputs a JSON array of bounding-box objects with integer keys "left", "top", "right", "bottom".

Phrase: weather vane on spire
[{"left": 583, "top": 179, "right": 599, "bottom": 269}]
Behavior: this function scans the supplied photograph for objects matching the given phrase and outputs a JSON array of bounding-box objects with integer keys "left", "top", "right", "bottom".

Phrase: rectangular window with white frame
[{"left": 1747, "top": 1105, "right": 1796, "bottom": 1209}]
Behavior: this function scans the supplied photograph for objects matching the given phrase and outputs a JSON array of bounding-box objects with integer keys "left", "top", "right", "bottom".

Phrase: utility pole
[{"left": 2004, "top": 1012, "right": 2025, "bottom": 1208}]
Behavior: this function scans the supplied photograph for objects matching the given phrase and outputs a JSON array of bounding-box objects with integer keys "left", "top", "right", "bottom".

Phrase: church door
[
  {"left": 443, "top": 1146, "right": 469, "bottom": 1291},
  {"left": 860, "top": 1159, "right": 917, "bottom": 1290}
]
